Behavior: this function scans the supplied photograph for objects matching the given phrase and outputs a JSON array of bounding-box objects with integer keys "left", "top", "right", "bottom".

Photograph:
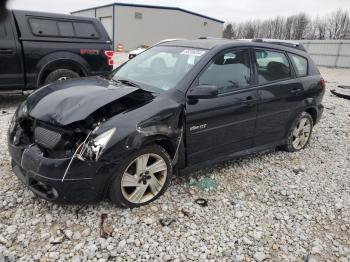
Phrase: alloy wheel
[
  {"left": 291, "top": 117, "right": 312, "bottom": 150},
  {"left": 121, "top": 153, "right": 168, "bottom": 204}
]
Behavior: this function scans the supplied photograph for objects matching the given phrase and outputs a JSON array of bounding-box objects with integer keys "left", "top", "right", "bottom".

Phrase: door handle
[
  {"left": 242, "top": 96, "right": 256, "bottom": 105},
  {"left": 0, "top": 48, "right": 14, "bottom": 54},
  {"left": 290, "top": 87, "right": 303, "bottom": 94}
]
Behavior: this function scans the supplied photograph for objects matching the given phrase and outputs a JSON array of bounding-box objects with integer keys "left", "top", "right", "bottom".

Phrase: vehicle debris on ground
[{"left": 331, "top": 85, "right": 350, "bottom": 100}]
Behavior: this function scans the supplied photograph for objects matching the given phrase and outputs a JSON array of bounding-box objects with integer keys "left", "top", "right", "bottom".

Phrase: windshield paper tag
[{"left": 181, "top": 49, "right": 206, "bottom": 56}]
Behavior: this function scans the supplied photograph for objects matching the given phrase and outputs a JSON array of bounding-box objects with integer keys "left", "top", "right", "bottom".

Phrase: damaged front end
[
  {"left": 8, "top": 79, "right": 161, "bottom": 203},
  {"left": 8, "top": 109, "right": 115, "bottom": 203}
]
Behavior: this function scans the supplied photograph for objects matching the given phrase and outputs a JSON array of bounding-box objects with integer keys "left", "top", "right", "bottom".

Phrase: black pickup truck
[{"left": 0, "top": 10, "right": 114, "bottom": 91}]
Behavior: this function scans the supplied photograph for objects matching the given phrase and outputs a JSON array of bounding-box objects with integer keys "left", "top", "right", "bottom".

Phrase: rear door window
[
  {"left": 29, "top": 18, "right": 59, "bottom": 36},
  {"left": 289, "top": 53, "right": 308, "bottom": 77},
  {"left": 255, "top": 50, "right": 291, "bottom": 84},
  {"left": 73, "top": 22, "right": 99, "bottom": 38},
  {"left": 58, "top": 21, "right": 75, "bottom": 37}
]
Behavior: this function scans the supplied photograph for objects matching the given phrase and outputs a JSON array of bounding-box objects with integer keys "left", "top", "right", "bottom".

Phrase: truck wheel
[
  {"left": 283, "top": 112, "right": 313, "bottom": 152},
  {"left": 109, "top": 145, "right": 172, "bottom": 208},
  {"left": 44, "top": 69, "right": 79, "bottom": 85}
]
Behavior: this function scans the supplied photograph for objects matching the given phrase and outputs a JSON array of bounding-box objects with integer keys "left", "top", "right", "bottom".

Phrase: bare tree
[
  {"left": 283, "top": 16, "right": 294, "bottom": 40},
  {"left": 259, "top": 19, "right": 274, "bottom": 38},
  {"left": 314, "top": 17, "right": 327, "bottom": 40},
  {"left": 222, "top": 8, "right": 350, "bottom": 40},
  {"left": 291, "top": 13, "right": 310, "bottom": 39},
  {"left": 327, "top": 9, "right": 350, "bottom": 39},
  {"left": 223, "top": 23, "right": 234, "bottom": 39},
  {"left": 305, "top": 19, "right": 317, "bottom": 39},
  {"left": 271, "top": 17, "right": 285, "bottom": 39}
]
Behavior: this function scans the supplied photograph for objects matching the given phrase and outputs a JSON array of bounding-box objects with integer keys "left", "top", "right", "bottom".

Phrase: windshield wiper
[
  {"left": 112, "top": 78, "right": 140, "bottom": 87},
  {"left": 111, "top": 78, "right": 160, "bottom": 94}
]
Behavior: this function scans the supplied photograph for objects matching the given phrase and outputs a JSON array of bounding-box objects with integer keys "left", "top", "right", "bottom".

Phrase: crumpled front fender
[{"left": 99, "top": 96, "right": 184, "bottom": 165}]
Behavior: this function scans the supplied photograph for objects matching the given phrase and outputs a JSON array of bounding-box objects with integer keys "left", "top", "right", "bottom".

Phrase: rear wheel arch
[
  {"left": 285, "top": 105, "right": 317, "bottom": 136},
  {"left": 283, "top": 111, "right": 313, "bottom": 152},
  {"left": 37, "top": 59, "right": 88, "bottom": 87},
  {"left": 304, "top": 107, "right": 318, "bottom": 125}
]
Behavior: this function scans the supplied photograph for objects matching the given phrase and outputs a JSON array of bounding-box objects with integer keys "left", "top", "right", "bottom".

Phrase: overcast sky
[{"left": 7, "top": 0, "right": 350, "bottom": 22}]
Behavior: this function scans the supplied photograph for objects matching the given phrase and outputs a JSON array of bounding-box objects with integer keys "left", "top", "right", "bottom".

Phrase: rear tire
[
  {"left": 109, "top": 145, "right": 172, "bottom": 208},
  {"left": 283, "top": 112, "right": 313, "bottom": 152},
  {"left": 44, "top": 69, "right": 79, "bottom": 85}
]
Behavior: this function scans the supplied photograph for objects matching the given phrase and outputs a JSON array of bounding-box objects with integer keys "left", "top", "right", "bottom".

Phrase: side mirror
[{"left": 187, "top": 85, "right": 219, "bottom": 99}]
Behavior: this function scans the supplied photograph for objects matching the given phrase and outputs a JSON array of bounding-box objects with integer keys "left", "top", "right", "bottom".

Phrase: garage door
[{"left": 100, "top": 16, "right": 113, "bottom": 41}]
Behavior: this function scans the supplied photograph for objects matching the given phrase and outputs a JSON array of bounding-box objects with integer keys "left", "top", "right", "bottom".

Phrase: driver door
[{"left": 185, "top": 48, "right": 258, "bottom": 165}]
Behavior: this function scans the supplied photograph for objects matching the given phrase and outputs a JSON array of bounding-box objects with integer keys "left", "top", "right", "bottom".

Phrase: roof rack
[
  {"left": 243, "top": 38, "right": 306, "bottom": 51},
  {"left": 199, "top": 37, "right": 307, "bottom": 51},
  {"left": 198, "top": 37, "right": 225, "bottom": 40}
]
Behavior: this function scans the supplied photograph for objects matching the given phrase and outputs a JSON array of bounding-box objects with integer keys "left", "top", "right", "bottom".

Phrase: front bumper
[{"left": 8, "top": 142, "right": 119, "bottom": 203}]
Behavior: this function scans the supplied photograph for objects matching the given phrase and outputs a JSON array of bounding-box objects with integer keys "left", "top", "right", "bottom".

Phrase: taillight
[
  {"left": 320, "top": 78, "right": 326, "bottom": 89},
  {"left": 103, "top": 50, "right": 114, "bottom": 66}
]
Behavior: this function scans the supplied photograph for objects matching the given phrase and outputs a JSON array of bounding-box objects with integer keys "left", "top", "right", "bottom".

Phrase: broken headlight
[
  {"left": 9, "top": 112, "right": 17, "bottom": 135},
  {"left": 9, "top": 101, "right": 26, "bottom": 136},
  {"left": 17, "top": 101, "right": 28, "bottom": 120},
  {"left": 79, "top": 128, "right": 116, "bottom": 161}
]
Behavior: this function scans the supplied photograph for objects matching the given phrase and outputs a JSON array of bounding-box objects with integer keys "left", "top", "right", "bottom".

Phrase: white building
[{"left": 71, "top": 3, "right": 224, "bottom": 51}]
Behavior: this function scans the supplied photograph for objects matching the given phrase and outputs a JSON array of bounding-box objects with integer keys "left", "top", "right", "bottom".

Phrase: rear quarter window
[{"left": 289, "top": 53, "right": 308, "bottom": 77}]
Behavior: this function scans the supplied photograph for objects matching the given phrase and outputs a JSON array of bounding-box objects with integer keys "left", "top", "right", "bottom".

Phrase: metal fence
[{"left": 299, "top": 40, "right": 350, "bottom": 68}]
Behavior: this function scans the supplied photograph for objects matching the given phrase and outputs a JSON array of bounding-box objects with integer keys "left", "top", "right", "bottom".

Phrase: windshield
[{"left": 113, "top": 46, "right": 208, "bottom": 92}]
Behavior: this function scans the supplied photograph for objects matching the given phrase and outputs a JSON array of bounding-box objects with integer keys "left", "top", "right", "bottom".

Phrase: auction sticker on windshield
[{"left": 181, "top": 49, "right": 206, "bottom": 56}]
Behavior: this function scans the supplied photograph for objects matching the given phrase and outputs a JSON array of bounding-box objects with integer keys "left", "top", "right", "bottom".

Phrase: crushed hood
[{"left": 27, "top": 77, "right": 139, "bottom": 126}]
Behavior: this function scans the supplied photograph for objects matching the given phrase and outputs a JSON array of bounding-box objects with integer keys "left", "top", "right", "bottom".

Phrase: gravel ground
[{"left": 0, "top": 68, "right": 349, "bottom": 261}]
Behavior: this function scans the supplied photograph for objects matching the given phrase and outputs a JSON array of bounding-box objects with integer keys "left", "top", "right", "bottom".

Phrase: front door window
[{"left": 198, "top": 49, "right": 252, "bottom": 94}]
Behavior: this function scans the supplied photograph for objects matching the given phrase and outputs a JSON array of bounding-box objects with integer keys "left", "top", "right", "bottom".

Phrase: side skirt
[{"left": 178, "top": 139, "right": 286, "bottom": 176}]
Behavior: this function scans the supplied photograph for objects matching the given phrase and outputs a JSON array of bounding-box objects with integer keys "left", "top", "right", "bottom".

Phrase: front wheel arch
[
  {"left": 142, "top": 137, "right": 176, "bottom": 159},
  {"left": 108, "top": 144, "right": 173, "bottom": 208}
]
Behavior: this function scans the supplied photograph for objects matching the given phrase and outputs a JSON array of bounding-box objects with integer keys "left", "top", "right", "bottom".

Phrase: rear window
[
  {"left": 73, "top": 22, "right": 99, "bottom": 38},
  {"left": 28, "top": 18, "right": 99, "bottom": 39},
  {"left": 289, "top": 53, "right": 308, "bottom": 77}
]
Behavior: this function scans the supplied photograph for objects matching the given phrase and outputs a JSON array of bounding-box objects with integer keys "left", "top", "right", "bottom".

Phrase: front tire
[
  {"left": 109, "top": 145, "right": 172, "bottom": 208},
  {"left": 284, "top": 112, "right": 313, "bottom": 152}
]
